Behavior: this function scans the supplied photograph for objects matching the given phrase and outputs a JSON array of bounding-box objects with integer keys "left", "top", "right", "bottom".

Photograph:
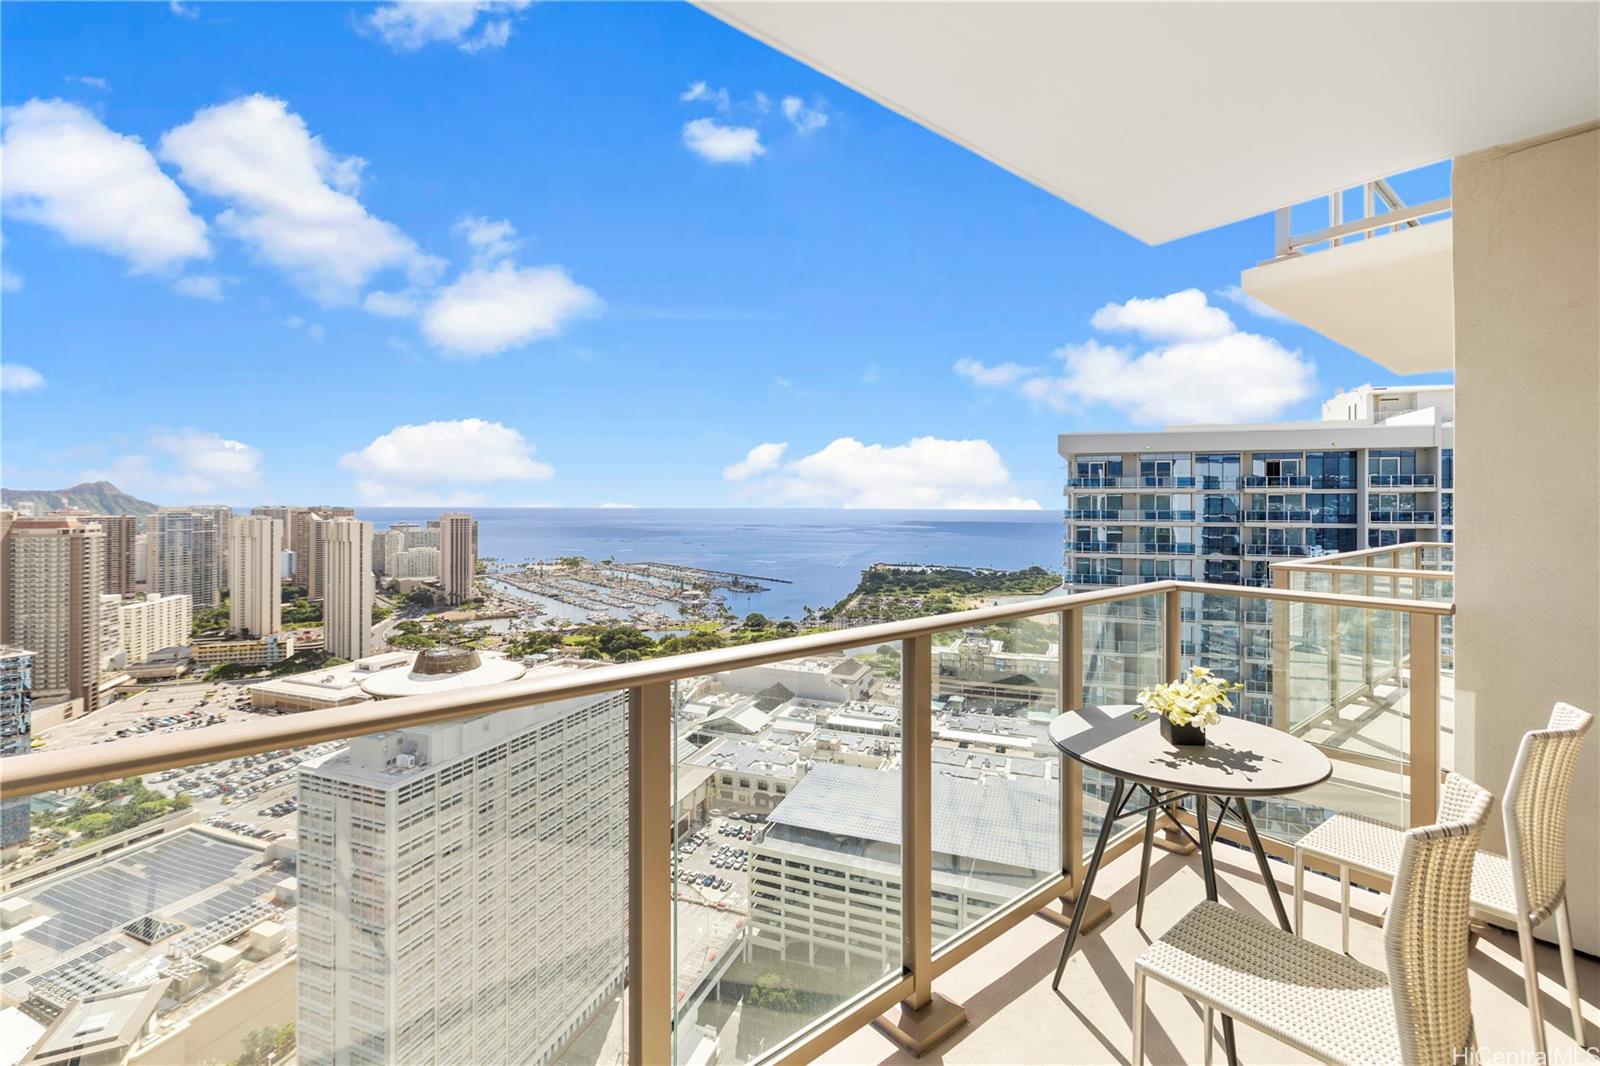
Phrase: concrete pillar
[{"left": 1453, "top": 122, "right": 1599, "bottom": 952}]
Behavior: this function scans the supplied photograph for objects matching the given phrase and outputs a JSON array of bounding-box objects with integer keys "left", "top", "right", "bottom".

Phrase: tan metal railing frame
[{"left": 0, "top": 578, "right": 1453, "bottom": 1066}]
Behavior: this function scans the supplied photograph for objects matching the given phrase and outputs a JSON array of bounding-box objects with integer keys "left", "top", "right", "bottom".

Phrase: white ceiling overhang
[{"left": 698, "top": 2, "right": 1600, "bottom": 245}]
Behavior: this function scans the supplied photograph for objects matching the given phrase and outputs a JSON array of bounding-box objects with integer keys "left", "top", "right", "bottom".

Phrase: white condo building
[
  {"left": 229, "top": 515, "right": 283, "bottom": 638},
  {"left": 296, "top": 651, "right": 627, "bottom": 1066},
  {"left": 116, "top": 594, "right": 194, "bottom": 664},
  {"left": 1060, "top": 383, "right": 1454, "bottom": 726},
  {"left": 0, "top": 514, "right": 105, "bottom": 713},
  {"left": 390, "top": 546, "right": 439, "bottom": 580},
  {"left": 147, "top": 508, "right": 221, "bottom": 609},
  {"left": 437, "top": 513, "right": 476, "bottom": 605},
  {"left": 323, "top": 518, "right": 374, "bottom": 661}
]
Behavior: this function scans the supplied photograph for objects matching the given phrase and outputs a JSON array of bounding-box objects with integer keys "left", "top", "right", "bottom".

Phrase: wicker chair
[
  {"left": 1292, "top": 703, "right": 1592, "bottom": 1055},
  {"left": 1132, "top": 773, "right": 1493, "bottom": 1066}
]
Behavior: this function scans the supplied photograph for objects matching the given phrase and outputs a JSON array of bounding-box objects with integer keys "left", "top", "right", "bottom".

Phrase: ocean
[{"left": 356, "top": 508, "right": 1064, "bottom": 620}]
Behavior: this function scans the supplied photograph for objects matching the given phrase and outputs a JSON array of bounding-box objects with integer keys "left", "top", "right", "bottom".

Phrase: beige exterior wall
[
  {"left": 129, "top": 959, "right": 297, "bottom": 1066},
  {"left": 1453, "top": 123, "right": 1599, "bottom": 953}
]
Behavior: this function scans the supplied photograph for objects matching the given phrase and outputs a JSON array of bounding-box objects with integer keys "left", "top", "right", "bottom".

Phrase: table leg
[
  {"left": 1052, "top": 776, "right": 1124, "bottom": 991},
  {"left": 1195, "top": 796, "right": 1240, "bottom": 1066},
  {"left": 1136, "top": 788, "right": 1158, "bottom": 930},
  {"left": 1233, "top": 797, "right": 1291, "bottom": 933}
]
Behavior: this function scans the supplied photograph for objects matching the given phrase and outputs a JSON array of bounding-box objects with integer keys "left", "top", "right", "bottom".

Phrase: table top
[{"left": 1048, "top": 705, "right": 1333, "bottom": 796}]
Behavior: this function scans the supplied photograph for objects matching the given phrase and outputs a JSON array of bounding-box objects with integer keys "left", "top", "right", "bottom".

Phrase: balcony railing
[
  {"left": 1369, "top": 509, "right": 1436, "bottom": 524},
  {"left": 1065, "top": 476, "right": 1199, "bottom": 489},
  {"left": 1270, "top": 174, "right": 1451, "bottom": 259},
  {"left": 0, "top": 579, "right": 1451, "bottom": 1066},
  {"left": 1368, "top": 473, "right": 1437, "bottom": 487},
  {"left": 1066, "top": 509, "right": 1197, "bottom": 522},
  {"left": 1070, "top": 542, "right": 1197, "bottom": 556}
]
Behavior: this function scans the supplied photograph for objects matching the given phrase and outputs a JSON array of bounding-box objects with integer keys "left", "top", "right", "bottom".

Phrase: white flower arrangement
[{"left": 1134, "top": 665, "right": 1243, "bottom": 729}]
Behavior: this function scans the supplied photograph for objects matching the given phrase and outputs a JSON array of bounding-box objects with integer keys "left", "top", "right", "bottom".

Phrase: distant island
[{"left": 0, "top": 480, "right": 160, "bottom": 516}]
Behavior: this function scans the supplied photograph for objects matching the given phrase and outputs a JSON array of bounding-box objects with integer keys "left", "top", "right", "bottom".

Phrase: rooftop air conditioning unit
[{"left": 395, "top": 753, "right": 417, "bottom": 770}]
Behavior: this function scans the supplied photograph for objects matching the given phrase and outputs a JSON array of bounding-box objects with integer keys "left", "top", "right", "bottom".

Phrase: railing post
[
  {"left": 628, "top": 681, "right": 673, "bottom": 1066},
  {"left": 1163, "top": 586, "right": 1183, "bottom": 682},
  {"left": 1272, "top": 567, "right": 1292, "bottom": 732},
  {"left": 1407, "top": 612, "right": 1441, "bottom": 826},
  {"left": 876, "top": 633, "right": 966, "bottom": 1053},
  {"left": 1328, "top": 190, "right": 1344, "bottom": 247},
  {"left": 1061, "top": 608, "right": 1085, "bottom": 895},
  {"left": 1274, "top": 205, "right": 1292, "bottom": 257}
]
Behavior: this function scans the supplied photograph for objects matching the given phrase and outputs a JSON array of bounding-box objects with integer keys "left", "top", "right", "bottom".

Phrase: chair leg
[
  {"left": 1203, "top": 1005, "right": 1215, "bottom": 1066},
  {"left": 1136, "top": 801, "right": 1158, "bottom": 930},
  {"left": 1132, "top": 968, "right": 1147, "bottom": 1066},
  {"left": 1555, "top": 899, "right": 1585, "bottom": 1043},
  {"left": 1516, "top": 914, "right": 1549, "bottom": 1059},
  {"left": 1292, "top": 848, "right": 1305, "bottom": 941},
  {"left": 1339, "top": 866, "right": 1350, "bottom": 955}
]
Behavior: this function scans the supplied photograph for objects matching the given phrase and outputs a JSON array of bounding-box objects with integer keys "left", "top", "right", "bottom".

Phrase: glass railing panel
[
  {"left": 928, "top": 612, "right": 1061, "bottom": 950},
  {"left": 1178, "top": 587, "right": 1413, "bottom": 842},
  {"left": 1, "top": 673, "right": 634, "bottom": 1066},
  {"left": 673, "top": 643, "right": 901, "bottom": 1063},
  {"left": 1080, "top": 593, "right": 1165, "bottom": 841}
]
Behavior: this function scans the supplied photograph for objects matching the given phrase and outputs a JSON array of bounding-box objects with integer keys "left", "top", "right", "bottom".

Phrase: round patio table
[{"left": 1048, "top": 705, "right": 1332, "bottom": 1066}]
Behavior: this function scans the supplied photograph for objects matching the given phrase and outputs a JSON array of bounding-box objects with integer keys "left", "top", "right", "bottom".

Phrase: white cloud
[
  {"left": 1089, "top": 288, "right": 1235, "bottom": 342},
  {"left": 174, "top": 274, "right": 224, "bottom": 300},
  {"left": 597, "top": 502, "right": 635, "bottom": 509},
  {"left": 682, "top": 118, "right": 764, "bottom": 165},
  {"left": 730, "top": 436, "right": 1039, "bottom": 509},
  {"left": 421, "top": 262, "right": 600, "bottom": 357},
  {"left": 340, "top": 418, "right": 552, "bottom": 504},
  {"left": 722, "top": 442, "right": 788, "bottom": 483},
  {"left": 86, "top": 429, "right": 263, "bottom": 501},
  {"left": 67, "top": 75, "right": 111, "bottom": 91},
  {"left": 680, "top": 81, "right": 731, "bottom": 112},
  {"left": 168, "top": 1, "right": 198, "bottom": 18},
  {"left": 1, "top": 99, "right": 210, "bottom": 273},
  {"left": 1021, "top": 334, "right": 1315, "bottom": 425},
  {"left": 781, "top": 96, "right": 827, "bottom": 135},
  {"left": 159, "top": 94, "right": 438, "bottom": 305},
  {"left": 362, "top": 289, "right": 420, "bottom": 318},
  {"left": 960, "top": 289, "right": 1316, "bottom": 425},
  {"left": 1216, "top": 283, "right": 1291, "bottom": 322},
  {"left": 365, "top": 2, "right": 530, "bottom": 53},
  {"left": 953, "top": 358, "right": 1031, "bottom": 387},
  {"left": 455, "top": 214, "right": 520, "bottom": 263},
  {"left": 1, "top": 364, "right": 46, "bottom": 392}
]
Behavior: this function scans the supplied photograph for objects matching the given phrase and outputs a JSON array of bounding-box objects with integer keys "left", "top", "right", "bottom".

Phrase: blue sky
[{"left": 0, "top": 1, "right": 1452, "bottom": 509}]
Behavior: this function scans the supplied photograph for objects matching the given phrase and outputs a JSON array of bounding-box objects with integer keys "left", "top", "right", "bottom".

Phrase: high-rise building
[
  {"left": 148, "top": 508, "right": 221, "bottom": 609},
  {"left": 229, "top": 516, "right": 283, "bottom": 638},
  {"left": 297, "top": 652, "right": 627, "bottom": 1066},
  {"left": 117, "top": 594, "right": 193, "bottom": 665},
  {"left": 288, "top": 507, "right": 354, "bottom": 600},
  {"left": 1, "top": 516, "right": 104, "bottom": 713},
  {"left": 391, "top": 546, "right": 439, "bottom": 579},
  {"left": 323, "top": 518, "right": 374, "bottom": 660},
  {"left": 1060, "top": 383, "right": 1454, "bottom": 723},
  {"left": 438, "top": 512, "right": 477, "bottom": 605},
  {"left": 92, "top": 514, "right": 138, "bottom": 596},
  {"left": 194, "top": 505, "right": 233, "bottom": 592},
  {"left": 0, "top": 644, "right": 34, "bottom": 848}
]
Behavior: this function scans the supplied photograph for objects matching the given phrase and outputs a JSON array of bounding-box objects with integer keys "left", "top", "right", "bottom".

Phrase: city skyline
[{"left": 1, "top": 2, "right": 1451, "bottom": 510}]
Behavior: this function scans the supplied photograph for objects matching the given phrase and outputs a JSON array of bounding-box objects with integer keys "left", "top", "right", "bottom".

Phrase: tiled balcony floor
[{"left": 821, "top": 838, "right": 1598, "bottom": 1065}]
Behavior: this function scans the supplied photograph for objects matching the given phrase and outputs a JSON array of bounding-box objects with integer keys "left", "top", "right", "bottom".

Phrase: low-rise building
[
  {"left": 247, "top": 651, "right": 410, "bottom": 712},
  {"left": 190, "top": 634, "right": 296, "bottom": 669},
  {"left": 748, "top": 763, "right": 1056, "bottom": 968}
]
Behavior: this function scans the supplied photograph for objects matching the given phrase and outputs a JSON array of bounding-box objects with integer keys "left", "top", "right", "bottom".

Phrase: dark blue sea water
[{"left": 356, "top": 508, "right": 1063, "bottom": 619}]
